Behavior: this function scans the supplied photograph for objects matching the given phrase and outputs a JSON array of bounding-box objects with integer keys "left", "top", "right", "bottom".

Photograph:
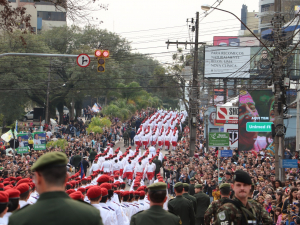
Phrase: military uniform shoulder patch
[{"left": 218, "top": 211, "right": 226, "bottom": 221}]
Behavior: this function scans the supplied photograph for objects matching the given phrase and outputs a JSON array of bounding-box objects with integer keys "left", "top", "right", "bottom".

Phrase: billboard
[
  {"left": 224, "top": 124, "right": 238, "bottom": 148},
  {"left": 33, "top": 132, "right": 46, "bottom": 150},
  {"left": 238, "top": 90, "right": 275, "bottom": 153},
  {"left": 17, "top": 133, "right": 29, "bottom": 154},
  {"left": 213, "top": 36, "right": 260, "bottom": 47},
  {"left": 216, "top": 106, "right": 238, "bottom": 124},
  {"left": 205, "top": 46, "right": 251, "bottom": 78},
  {"left": 205, "top": 46, "right": 276, "bottom": 79}
]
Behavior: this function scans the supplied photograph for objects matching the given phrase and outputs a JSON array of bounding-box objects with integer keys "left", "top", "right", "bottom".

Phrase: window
[
  {"left": 8, "top": 0, "right": 17, "bottom": 2},
  {"left": 261, "top": 4, "right": 270, "bottom": 12},
  {"left": 20, "top": 0, "right": 34, "bottom": 2},
  {"left": 37, "top": 11, "right": 66, "bottom": 21}
]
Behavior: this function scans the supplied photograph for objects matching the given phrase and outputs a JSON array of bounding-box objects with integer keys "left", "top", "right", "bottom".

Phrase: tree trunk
[{"left": 56, "top": 102, "right": 64, "bottom": 125}]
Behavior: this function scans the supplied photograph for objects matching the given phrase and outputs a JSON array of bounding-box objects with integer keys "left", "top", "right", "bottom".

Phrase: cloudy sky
[{"left": 74, "top": 0, "right": 259, "bottom": 63}]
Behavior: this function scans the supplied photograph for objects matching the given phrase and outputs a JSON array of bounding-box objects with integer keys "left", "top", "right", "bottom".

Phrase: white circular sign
[{"left": 77, "top": 54, "right": 90, "bottom": 68}]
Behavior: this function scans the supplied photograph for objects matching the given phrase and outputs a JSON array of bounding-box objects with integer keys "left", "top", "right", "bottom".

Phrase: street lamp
[{"left": 201, "top": 4, "right": 272, "bottom": 53}]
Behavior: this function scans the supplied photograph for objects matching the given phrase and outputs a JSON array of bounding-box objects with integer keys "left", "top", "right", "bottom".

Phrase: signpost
[
  {"left": 246, "top": 122, "right": 272, "bottom": 132},
  {"left": 220, "top": 150, "right": 233, "bottom": 157},
  {"left": 76, "top": 54, "right": 90, "bottom": 68},
  {"left": 281, "top": 159, "right": 298, "bottom": 168},
  {"left": 208, "top": 133, "right": 230, "bottom": 147}
]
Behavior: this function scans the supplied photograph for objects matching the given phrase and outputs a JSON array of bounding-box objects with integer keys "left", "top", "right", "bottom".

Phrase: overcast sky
[{"left": 73, "top": 0, "right": 259, "bottom": 63}]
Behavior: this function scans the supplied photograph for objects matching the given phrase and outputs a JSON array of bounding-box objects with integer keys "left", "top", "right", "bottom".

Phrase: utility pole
[
  {"left": 189, "top": 11, "right": 199, "bottom": 157},
  {"left": 45, "top": 59, "right": 51, "bottom": 125},
  {"left": 297, "top": 81, "right": 300, "bottom": 153},
  {"left": 273, "top": 0, "right": 286, "bottom": 181},
  {"left": 165, "top": 12, "right": 205, "bottom": 157}
]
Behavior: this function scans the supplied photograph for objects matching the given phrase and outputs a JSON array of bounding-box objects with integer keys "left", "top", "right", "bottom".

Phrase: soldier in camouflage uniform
[
  {"left": 204, "top": 183, "right": 231, "bottom": 225},
  {"left": 214, "top": 170, "right": 272, "bottom": 225},
  {"left": 123, "top": 129, "right": 129, "bottom": 147}
]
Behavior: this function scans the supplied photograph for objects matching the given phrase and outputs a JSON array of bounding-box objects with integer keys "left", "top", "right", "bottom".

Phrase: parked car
[{"left": 23, "top": 111, "right": 34, "bottom": 121}]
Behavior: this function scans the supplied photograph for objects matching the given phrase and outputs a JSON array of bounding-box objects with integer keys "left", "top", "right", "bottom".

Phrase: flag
[
  {"left": 15, "top": 120, "right": 18, "bottom": 133},
  {"left": 79, "top": 161, "right": 85, "bottom": 179},
  {"left": 1, "top": 130, "right": 13, "bottom": 142},
  {"left": 14, "top": 129, "right": 17, "bottom": 139},
  {"left": 91, "top": 103, "right": 100, "bottom": 113}
]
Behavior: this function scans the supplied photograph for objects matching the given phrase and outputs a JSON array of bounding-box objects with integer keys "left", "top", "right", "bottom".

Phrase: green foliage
[
  {"left": 86, "top": 117, "right": 111, "bottom": 134},
  {"left": 46, "top": 139, "right": 68, "bottom": 151}
]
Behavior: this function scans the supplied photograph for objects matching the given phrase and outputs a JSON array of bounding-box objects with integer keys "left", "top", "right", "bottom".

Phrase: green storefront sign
[
  {"left": 246, "top": 122, "right": 272, "bottom": 132},
  {"left": 208, "top": 133, "right": 229, "bottom": 147}
]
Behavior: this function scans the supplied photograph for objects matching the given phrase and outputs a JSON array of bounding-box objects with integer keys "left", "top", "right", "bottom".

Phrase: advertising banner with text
[{"left": 238, "top": 90, "right": 275, "bottom": 154}]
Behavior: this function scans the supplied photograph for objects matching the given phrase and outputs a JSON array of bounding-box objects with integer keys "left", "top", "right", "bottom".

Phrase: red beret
[
  {"left": 134, "top": 191, "right": 140, "bottom": 195},
  {"left": 4, "top": 178, "right": 10, "bottom": 182},
  {"left": 6, "top": 189, "right": 20, "bottom": 199},
  {"left": 29, "top": 182, "right": 35, "bottom": 189},
  {"left": 158, "top": 178, "right": 164, "bottom": 182},
  {"left": 139, "top": 191, "right": 145, "bottom": 197},
  {"left": 85, "top": 185, "right": 94, "bottom": 190},
  {"left": 97, "top": 175, "right": 110, "bottom": 183},
  {"left": 69, "top": 191, "right": 84, "bottom": 201},
  {"left": 16, "top": 178, "right": 30, "bottom": 186},
  {"left": 81, "top": 178, "right": 88, "bottom": 181},
  {"left": 9, "top": 177, "right": 16, "bottom": 181},
  {"left": 0, "top": 192, "right": 9, "bottom": 203},
  {"left": 16, "top": 183, "right": 30, "bottom": 194},
  {"left": 0, "top": 183, "right": 3, "bottom": 189},
  {"left": 114, "top": 190, "right": 121, "bottom": 195},
  {"left": 133, "top": 184, "right": 139, "bottom": 188},
  {"left": 121, "top": 182, "right": 126, "bottom": 185},
  {"left": 101, "top": 188, "right": 108, "bottom": 196},
  {"left": 66, "top": 189, "right": 76, "bottom": 195},
  {"left": 4, "top": 185, "right": 13, "bottom": 191},
  {"left": 3, "top": 181, "right": 9, "bottom": 186},
  {"left": 100, "top": 183, "right": 112, "bottom": 190},
  {"left": 77, "top": 187, "right": 86, "bottom": 194},
  {"left": 87, "top": 186, "right": 102, "bottom": 199},
  {"left": 75, "top": 177, "right": 81, "bottom": 181}
]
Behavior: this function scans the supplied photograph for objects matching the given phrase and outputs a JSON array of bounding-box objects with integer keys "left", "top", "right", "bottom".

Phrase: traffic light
[{"left": 94, "top": 50, "right": 110, "bottom": 72}]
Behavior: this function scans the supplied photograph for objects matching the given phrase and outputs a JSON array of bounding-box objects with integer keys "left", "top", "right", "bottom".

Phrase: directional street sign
[
  {"left": 208, "top": 133, "right": 229, "bottom": 147},
  {"left": 220, "top": 150, "right": 233, "bottom": 157},
  {"left": 246, "top": 122, "right": 272, "bottom": 132},
  {"left": 77, "top": 54, "right": 90, "bottom": 68},
  {"left": 184, "top": 127, "right": 190, "bottom": 134}
]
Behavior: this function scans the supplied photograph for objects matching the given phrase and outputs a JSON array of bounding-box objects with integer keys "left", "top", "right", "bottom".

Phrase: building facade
[{"left": 8, "top": 0, "right": 66, "bottom": 33}]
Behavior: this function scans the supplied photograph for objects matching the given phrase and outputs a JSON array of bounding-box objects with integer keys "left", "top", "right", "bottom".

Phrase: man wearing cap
[
  {"left": 168, "top": 182, "right": 195, "bottom": 225},
  {"left": 9, "top": 152, "right": 103, "bottom": 225},
  {"left": 214, "top": 170, "right": 272, "bottom": 225},
  {"left": 0, "top": 192, "right": 9, "bottom": 225},
  {"left": 16, "top": 183, "right": 31, "bottom": 208},
  {"left": 182, "top": 183, "right": 197, "bottom": 215},
  {"left": 152, "top": 156, "right": 162, "bottom": 180},
  {"left": 204, "top": 183, "right": 231, "bottom": 225},
  {"left": 222, "top": 171, "right": 232, "bottom": 184},
  {"left": 71, "top": 151, "right": 82, "bottom": 172},
  {"left": 130, "top": 182, "right": 181, "bottom": 225},
  {"left": 194, "top": 184, "right": 210, "bottom": 225},
  {"left": 188, "top": 178, "right": 195, "bottom": 196}
]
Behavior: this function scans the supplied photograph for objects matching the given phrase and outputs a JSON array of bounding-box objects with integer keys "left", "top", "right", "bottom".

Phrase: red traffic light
[
  {"left": 95, "top": 50, "right": 102, "bottom": 57},
  {"left": 102, "top": 50, "right": 109, "bottom": 58}
]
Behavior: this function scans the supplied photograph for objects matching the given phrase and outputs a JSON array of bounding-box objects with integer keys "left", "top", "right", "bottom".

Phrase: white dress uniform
[
  {"left": 121, "top": 202, "right": 131, "bottom": 220},
  {"left": 107, "top": 200, "right": 129, "bottom": 225},
  {"left": 101, "top": 160, "right": 112, "bottom": 173},
  {"left": 90, "top": 162, "right": 100, "bottom": 174},
  {"left": 134, "top": 163, "right": 144, "bottom": 177},
  {"left": 148, "top": 146, "right": 156, "bottom": 157},
  {"left": 0, "top": 217, "right": 7, "bottom": 225},
  {"left": 143, "top": 195, "right": 150, "bottom": 210},
  {"left": 138, "top": 199, "right": 145, "bottom": 211},
  {"left": 2, "top": 212, "right": 12, "bottom": 225},
  {"left": 91, "top": 203, "right": 116, "bottom": 225},
  {"left": 112, "top": 161, "right": 121, "bottom": 173},
  {"left": 27, "top": 191, "right": 39, "bottom": 204},
  {"left": 19, "top": 200, "right": 30, "bottom": 208}
]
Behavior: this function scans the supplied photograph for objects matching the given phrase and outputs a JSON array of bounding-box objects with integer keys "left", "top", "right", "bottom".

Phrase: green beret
[
  {"left": 233, "top": 170, "right": 252, "bottom": 185},
  {"left": 183, "top": 183, "right": 189, "bottom": 188},
  {"left": 190, "top": 177, "right": 195, "bottom": 181},
  {"left": 31, "top": 152, "right": 68, "bottom": 171},
  {"left": 195, "top": 184, "right": 202, "bottom": 188},
  {"left": 147, "top": 182, "right": 167, "bottom": 191},
  {"left": 174, "top": 182, "right": 183, "bottom": 188},
  {"left": 220, "top": 183, "right": 231, "bottom": 189}
]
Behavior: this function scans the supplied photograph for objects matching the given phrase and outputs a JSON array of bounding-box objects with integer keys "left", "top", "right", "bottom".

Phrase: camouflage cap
[
  {"left": 195, "top": 184, "right": 202, "bottom": 189},
  {"left": 219, "top": 183, "right": 231, "bottom": 189},
  {"left": 147, "top": 182, "right": 167, "bottom": 191},
  {"left": 31, "top": 152, "right": 68, "bottom": 171},
  {"left": 174, "top": 182, "right": 183, "bottom": 188},
  {"left": 190, "top": 177, "right": 195, "bottom": 181},
  {"left": 183, "top": 183, "right": 189, "bottom": 188}
]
